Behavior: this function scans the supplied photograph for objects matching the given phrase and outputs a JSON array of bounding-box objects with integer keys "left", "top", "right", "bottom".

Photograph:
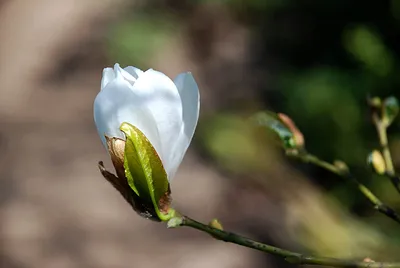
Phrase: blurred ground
[{"left": 1, "top": 0, "right": 400, "bottom": 268}]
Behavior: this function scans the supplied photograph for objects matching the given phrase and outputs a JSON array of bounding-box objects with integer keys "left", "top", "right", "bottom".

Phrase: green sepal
[
  {"left": 252, "top": 111, "right": 297, "bottom": 149},
  {"left": 120, "top": 122, "right": 175, "bottom": 221}
]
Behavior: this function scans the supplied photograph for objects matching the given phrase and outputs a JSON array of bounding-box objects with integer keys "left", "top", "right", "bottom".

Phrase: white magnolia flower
[{"left": 94, "top": 63, "right": 200, "bottom": 181}]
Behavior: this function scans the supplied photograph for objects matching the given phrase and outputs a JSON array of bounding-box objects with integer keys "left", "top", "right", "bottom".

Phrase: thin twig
[
  {"left": 372, "top": 113, "right": 400, "bottom": 194},
  {"left": 177, "top": 215, "right": 400, "bottom": 268},
  {"left": 292, "top": 152, "right": 400, "bottom": 225}
]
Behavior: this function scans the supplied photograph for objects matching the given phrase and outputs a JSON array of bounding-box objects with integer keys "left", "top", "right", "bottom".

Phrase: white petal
[
  {"left": 123, "top": 66, "right": 144, "bottom": 79},
  {"left": 131, "top": 69, "right": 183, "bottom": 178},
  {"left": 101, "top": 67, "right": 115, "bottom": 90},
  {"left": 94, "top": 73, "right": 162, "bottom": 157},
  {"left": 174, "top": 72, "right": 200, "bottom": 142},
  {"left": 167, "top": 72, "right": 200, "bottom": 180}
]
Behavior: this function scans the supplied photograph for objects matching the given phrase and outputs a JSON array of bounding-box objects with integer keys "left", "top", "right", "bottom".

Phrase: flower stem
[
  {"left": 372, "top": 114, "right": 400, "bottom": 194},
  {"left": 293, "top": 152, "right": 400, "bottom": 225},
  {"left": 177, "top": 215, "right": 400, "bottom": 267}
]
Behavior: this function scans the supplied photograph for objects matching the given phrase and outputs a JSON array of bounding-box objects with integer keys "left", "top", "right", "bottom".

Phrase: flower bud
[
  {"left": 367, "top": 150, "right": 386, "bottom": 175},
  {"left": 363, "top": 257, "right": 375, "bottom": 263},
  {"left": 94, "top": 64, "right": 200, "bottom": 222},
  {"left": 253, "top": 111, "right": 304, "bottom": 150},
  {"left": 368, "top": 96, "right": 382, "bottom": 110},
  {"left": 333, "top": 160, "right": 349, "bottom": 175},
  {"left": 209, "top": 218, "right": 223, "bottom": 231},
  {"left": 278, "top": 113, "right": 305, "bottom": 148}
]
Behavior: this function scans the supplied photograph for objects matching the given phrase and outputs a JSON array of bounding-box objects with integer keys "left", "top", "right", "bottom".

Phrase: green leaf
[
  {"left": 120, "top": 122, "right": 174, "bottom": 221},
  {"left": 382, "top": 96, "right": 399, "bottom": 127},
  {"left": 252, "top": 111, "right": 297, "bottom": 149}
]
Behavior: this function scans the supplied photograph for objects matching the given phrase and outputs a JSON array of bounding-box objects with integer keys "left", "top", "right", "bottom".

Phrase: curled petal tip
[
  {"left": 101, "top": 67, "right": 116, "bottom": 90},
  {"left": 114, "top": 63, "right": 123, "bottom": 78}
]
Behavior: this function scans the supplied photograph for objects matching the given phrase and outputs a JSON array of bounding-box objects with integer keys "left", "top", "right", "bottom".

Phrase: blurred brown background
[{"left": 1, "top": 0, "right": 400, "bottom": 267}]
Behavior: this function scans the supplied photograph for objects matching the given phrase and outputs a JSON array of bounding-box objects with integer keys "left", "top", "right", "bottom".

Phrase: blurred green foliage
[
  {"left": 344, "top": 25, "right": 394, "bottom": 77},
  {"left": 197, "top": 114, "right": 276, "bottom": 174},
  {"left": 107, "top": 14, "right": 178, "bottom": 68}
]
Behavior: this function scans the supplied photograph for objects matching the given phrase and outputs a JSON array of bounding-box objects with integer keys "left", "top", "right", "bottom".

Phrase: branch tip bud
[{"left": 367, "top": 150, "right": 386, "bottom": 175}]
